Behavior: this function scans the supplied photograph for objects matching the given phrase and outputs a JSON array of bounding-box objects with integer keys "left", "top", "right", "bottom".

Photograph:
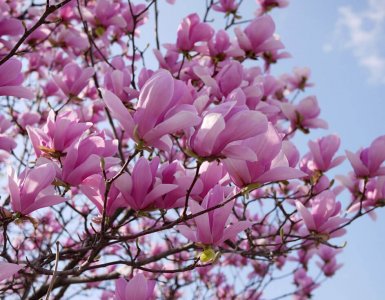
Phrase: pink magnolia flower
[
  {"left": 80, "top": 174, "right": 126, "bottom": 216},
  {"left": 223, "top": 124, "right": 306, "bottom": 187},
  {"left": 0, "top": 15, "right": 23, "bottom": 37},
  {"left": 83, "top": 0, "right": 127, "bottom": 29},
  {"left": 281, "top": 96, "right": 328, "bottom": 133},
  {"left": 0, "top": 115, "right": 16, "bottom": 152},
  {"left": 122, "top": 3, "right": 148, "bottom": 34},
  {"left": 27, "top": 111, "right": 92, "bottom": 158},
  {"left": 300, "top": 135, "right": 345, "bottom": 173},
  {"left": 212, "top": 0, "right": 239, "bottom": 13},
  {"left": 178, "top": 185, "right": 251, "bottom": 246},
  {"left": 8, "top": 162, "right": 65, "bottom": 215},
  {"left": 103, "top": 58, "right": 139, "bottom": 103},
  {"left": 0, "top": 262, "right": 23, "bottom": 282},
  {"left": 346, "top": 135, "right": 385, "bottom": 177},
  {"left": 194, "top": 61, "right": 243, "bottom": 98},
  {"left": 189, "top": 101, "right": 268, "bottom": 160},
  {"left": 103, "top": 70, "right": 200, "bottom": 152},
  {"left": 53, "top": 62, "right": 94, "bottom": 98},
  {"left": 234, "top": 15, "right": 284, "bottom": 57},
  {"left": 293, "top": 268, "right": 319, "bottom": 299},
  {"left": 115, "top": 273, "right": 155, "bottom": 300},
  {"left": 115, "top": 157, "right": 178, "bottom": 211},
  {"left": 155, "top": 161, "right": 203, "bottom": 209},
  {"left": 282, "top": 67, "right": 313, "bottom": 91},
  {"left": 175, "top": 13, "right": 214, "bottom": 52},
  {"left": 256, "top": 0, "right": 289, "bottom": 16},
  {"left": 0, "top": 59, "right": 34, "bottom": 99},
  {"left": 316, "top": 245, "right": 342, "bottom": 277},
  {"left": 60, "top": 134, "right": 119, "bottom": 186},
  {"left": 296, "top": 191, "right": 348, "bottom": 239}
]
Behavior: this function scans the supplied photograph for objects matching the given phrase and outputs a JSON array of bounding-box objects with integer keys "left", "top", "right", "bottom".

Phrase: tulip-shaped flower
[
  {"left": 178, "top": 185, "right": 251, "bottom": 246},
  {"left": 155, "top": 161, "right": 203, "bottom": 209},
  {"left": 114, "top": 157, "right": 178, "bottom": 211},
  {"left": 103, "top": 70, "right": 200, "bottom": 152},
  {"left": 235, "top": 15, "right": 284, "bottom": 58},
  {"left": 346, "top": 135, "right": 385, "bottom": 178},
  {"left": 115, "top": 273, "right": 155, "bottom": 300},
  {"left": 212, "top": 0, "right": 239, "bottom": 14},
  {"left": 61, "top": 134, "right": 119, "bottom": 186},
  {"left": 80, "top": 174, "right": 126, "bottom": 216},
  {"left": 53, "top": 62, "right": 94, "bottom": 98},
  {"left": 316, "top": 245, "right": 342, "bottom": 277},
  {"left": 175, "top": 13, "right": 214, "bottom": 52},
  {"left": 0, "top": 59, "right": 34, "bottom": 99},
  {"left": 27, "top": 111, "right": 92, "bottom": 158},
  {"left": 0, "top": 262, "right": 23, "bottom": 282},
  {"left": 8, "top": 162, "right": 65, "bottom": 215},
  {"left": 296, "top": 191, "right": 348, "bottom": 240},
  {"left": 223, "top": 124, "right": 306, "bottom": 187},
  {"left": 0, "top": 115, "right": 16, "bottom": 152},
  {"left": 300, "top": 135, "right": 345, "bottom": 173},
  {"left": 194, "top": 61, "right": 243, "bottom": 98},
  {"left": 281, "top": 96, "right": 328, "bottom": 133},
  {"left": 256, "top": 0, "right": 289, "bottom": 15},
  {"left": 189, "top": 101, "right": 267, "bottom": 161}
]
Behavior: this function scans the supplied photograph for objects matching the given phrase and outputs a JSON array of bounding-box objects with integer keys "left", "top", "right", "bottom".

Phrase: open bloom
[
  {"left": 114, "top": 157, "right": 178, "bottom": 211},
  {"left": 281, "top": 96, "right": 328, "bottom": 132},
  {"left": 53, "top": 62, "right": 94, "bottom": 98},
  {"left": 223, "top": 124, "right": 306, "bottom": 187},
  {"left": 8, "top": 162, "right": 65, "bottom": 215},
  {"left": 0, "top": 115, "right": 16, "bottom": 152},
  {"left": 178, "top": 185, "right": 251, "bottom": 246},
  {"left": 0, "top": 59, "right": 34, "bottom": 99},
  {"left": 115, "top": 273, "right": 155, "bottom": 300},
  {"left": 189, "top": 101, "right": 268, "bottom": 160},
  {"left": 346, "top": 135, "right": 385, "bottom": 177},
  {"left": 0, "top": 262, "right": 23, "bottom": 282},
  {"left": 296, "top": 191, "right": 348, "bottom": 239},
  {"left": 175, "top": 13, "right": 214, "bottom": 52},
  {"left": 300, "top": 135, "right": 345, "bottom": 173},
  {"left": 103, "top": 70, "right": 200, "bottom": 152},
  {"left": 27, "top": 110, "right": 92, "bottom": 158},
  {"left": 235, "top": 15, "right": 284, "bottom": 57},
  {"left": 80, "top": 174, "right": 126, "bottom": 216},
  {"left": 60, "top": 134, "right": 119, "bottom": 186}
]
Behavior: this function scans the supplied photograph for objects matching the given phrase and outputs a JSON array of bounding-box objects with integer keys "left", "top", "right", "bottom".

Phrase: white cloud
[{"left": 329, "top": 0, "right": 385, "bottom": 84}]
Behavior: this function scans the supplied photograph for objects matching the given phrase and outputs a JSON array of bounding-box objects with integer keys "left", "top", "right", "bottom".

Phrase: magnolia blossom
[
  {"left": 0, "top": 262, "right": 23, "bottom": 282},
  {"left": 103, "top": 70, "right": 200, "bottom": 152},
  {"left": 8, "top": 162, "right": 65, "bottom": 215},
  {"left": 300, "top": 135, "right": 345, "bottom": 173},
  {"left": 296, "top": 191, "right": 348, "bottom": 239},
  {"left": 115, "top": 274, "right": 155, "bottom": 300},
  {"left": 115, "top": 157, "right": 178, "bottom": 211},
  {"left": 53, "top": 62, "right": 94, "bottom": 98},
  {"left": 235, "top": 15, "right": 284, "bottom": 57},
  {"left": 178, "top": 185, "right": 251, "bottom": 246},
  {"left": 0, "top": 59, "right": 34, "bottom": 99},
  {"left": 346, "top": 135, "right": 385, "bottom": 177},
  {"left": 189, "top": 101, "right": 268, "bottom": 160}
]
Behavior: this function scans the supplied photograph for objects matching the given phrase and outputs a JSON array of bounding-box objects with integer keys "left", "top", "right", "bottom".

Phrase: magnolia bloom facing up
[
  {"left": 8, "top": 162, "right": 65, "bottom": 215},
  {"left": 0, "top": 262, "right": 23, "bottom": 282},
  {"left": 296, "top": 191, "right": 348, "bottom": 240},
  {"left": 346, "top": 135, "right": 385, "bottom": 178},
  {"left": 115, "top": 273, "right": 155, "bottom": 300},
  {"left": 177, "top": 185, "right": 251, "bottom": 246},
  {"left": 0, "top": 58, "right": 34, "bottom": 99}
]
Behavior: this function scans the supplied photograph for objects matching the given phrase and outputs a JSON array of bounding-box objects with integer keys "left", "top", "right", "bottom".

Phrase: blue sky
[{"left": 140, "top": 0, "right": 385, "bottom": 298}]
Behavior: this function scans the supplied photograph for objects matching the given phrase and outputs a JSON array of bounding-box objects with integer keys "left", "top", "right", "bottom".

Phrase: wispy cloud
[{"left": 325, "top": 0, "right": 385, "bottom": 84}]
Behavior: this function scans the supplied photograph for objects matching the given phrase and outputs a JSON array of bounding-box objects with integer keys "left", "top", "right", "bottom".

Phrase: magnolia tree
[{"left": 0, "top": 0, "right": 384, "bottom": 299}]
